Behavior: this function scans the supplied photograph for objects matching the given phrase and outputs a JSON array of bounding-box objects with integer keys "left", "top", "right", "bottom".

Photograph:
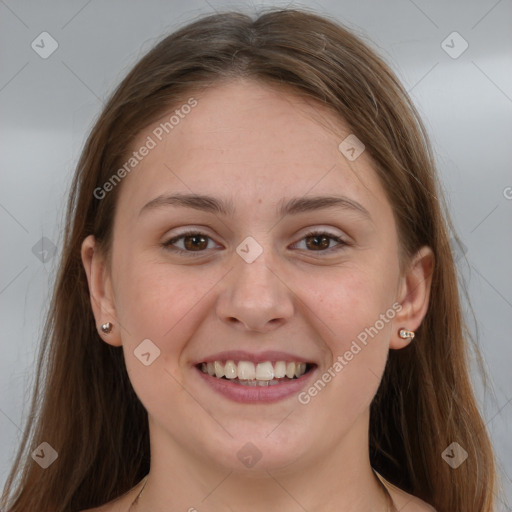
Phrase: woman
[{"left": 1, "top": 8, "right": 497, "bottom": 512}]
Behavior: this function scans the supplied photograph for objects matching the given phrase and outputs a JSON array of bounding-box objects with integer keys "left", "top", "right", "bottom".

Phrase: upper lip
[{"left": 193, "top": 350, "right": 315, "bottom": 365}]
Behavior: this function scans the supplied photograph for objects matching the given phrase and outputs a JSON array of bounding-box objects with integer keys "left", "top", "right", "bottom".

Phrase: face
[{"left": 83, "top": 79, "right": 432, "bottom": 475}]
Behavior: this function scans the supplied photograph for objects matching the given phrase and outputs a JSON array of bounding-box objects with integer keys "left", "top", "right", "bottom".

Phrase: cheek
[
  {"left": 112, "top": 258, "right": 219, "bottom": 417},
  {"left": 296, "top": 263, "right": 397, "bottom": 404},
  {"left": 304, "top": 263, "right": 396, "bottom": 349},
  {"left": 112, "top": 255, "right": 212, "bottom": 348}
]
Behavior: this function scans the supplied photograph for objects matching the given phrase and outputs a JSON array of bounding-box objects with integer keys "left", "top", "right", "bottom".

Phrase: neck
[{"left": 131, "top": 412, "right": 392, "bottom": 512}]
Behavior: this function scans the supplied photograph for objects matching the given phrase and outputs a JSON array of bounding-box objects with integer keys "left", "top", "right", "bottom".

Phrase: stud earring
[
  {"left": 399, "top": 328, "right": 415, "bottom": 340},
  {"left": 100, "top": 322, "right": 113, "bottom": 334}
]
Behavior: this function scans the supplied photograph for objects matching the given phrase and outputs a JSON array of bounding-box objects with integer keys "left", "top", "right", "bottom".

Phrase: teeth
[
  {"left": 240, "top": 379, "right": 257, "bottom": 386},
  {"left": 233, "top": 379, "right": 282, "bottom": 387},
  {"left": 224, "top": 360, "right": 237, "bottom": 379},
  {"left": 274, "top": 361, "right": 287, "bottom": 378},
  {"left": 214, "top": 361, "right": 224, "bottom": 378},
  {"left": 256, "top": 361, "right": 274, "bottom": 381},
  {"left": 295, "top": 363, "right": 306, "bottom": 377},
  {"left": 238, "top": 361, "right": 256, "bottom": 380},
  {"left": 199, "top": 360, "right": 309, "bottom": 381},
  {"left": 286, "top": 362, "right": 296, "bottom": 379}
]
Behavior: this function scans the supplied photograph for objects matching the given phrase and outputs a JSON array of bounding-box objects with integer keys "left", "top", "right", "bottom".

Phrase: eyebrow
[{"left": 138, "top": 193, "right": 371, "bottom": 220}]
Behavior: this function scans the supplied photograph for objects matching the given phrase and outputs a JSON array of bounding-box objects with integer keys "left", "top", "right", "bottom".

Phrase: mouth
[
  {"left": 194, "top": 357, "right": 317, "bottom": 403},
  {"left": 197, "top": 360, "right": 314, "bottom": 386}
]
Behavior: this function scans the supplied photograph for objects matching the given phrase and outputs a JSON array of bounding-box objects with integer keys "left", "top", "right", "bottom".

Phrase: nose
[{"left": 216, "top": 250, "right": 294, "bottom": 333}]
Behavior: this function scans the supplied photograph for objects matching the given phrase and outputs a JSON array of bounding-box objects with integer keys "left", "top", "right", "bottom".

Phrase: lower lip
[{"left": 195, "top": 366, "right": 316, "bottom": 403}]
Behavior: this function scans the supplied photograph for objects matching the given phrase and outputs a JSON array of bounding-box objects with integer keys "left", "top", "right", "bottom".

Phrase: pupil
[
  {"left": 185, "top": 235, "right": 207, "bottom": 251},
  {"left": 307, "top": 235, "right": 329, "bottom": 250}
]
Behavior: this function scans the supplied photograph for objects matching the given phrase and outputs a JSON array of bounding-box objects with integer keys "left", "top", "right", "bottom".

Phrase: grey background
[{"left": 1, "top": 0, "right": 511, "bottom": 508}]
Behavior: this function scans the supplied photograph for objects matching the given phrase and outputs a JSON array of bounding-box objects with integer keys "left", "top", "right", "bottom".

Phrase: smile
[
  {"left": 195, "top": 357, "right": 316, "bottom": 402},
  {"left": 199, "top": 360, "right": 310, "bottom": 385}
]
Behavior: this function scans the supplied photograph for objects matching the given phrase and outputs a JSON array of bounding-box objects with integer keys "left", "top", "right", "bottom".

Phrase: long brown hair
[{"left": 1, "top": 8, "right": 498, "bottom": 511}]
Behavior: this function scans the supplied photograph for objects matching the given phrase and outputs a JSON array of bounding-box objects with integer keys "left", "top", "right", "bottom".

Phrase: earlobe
[
  {"left": 390, "top": 246, "right": 434, "bottom": 350},
  {"left": 81, "top": 235, "right": 122, "bottom": 347}
]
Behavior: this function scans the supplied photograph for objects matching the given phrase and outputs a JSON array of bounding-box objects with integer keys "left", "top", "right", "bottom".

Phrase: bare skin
[
  {"left": 82, "top": 475, "right": 436, "bottom": 512},
  {"left": 81, "top": 79, "right": 435, "bottom": 512}
]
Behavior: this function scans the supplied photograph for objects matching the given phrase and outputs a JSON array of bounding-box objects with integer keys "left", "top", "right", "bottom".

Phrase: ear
[
  {"left": 390, "top": 246, "right": 434, "bottom": 350},
  {"left": 81, "top": 235, "right": 122, "bottom": 347}
]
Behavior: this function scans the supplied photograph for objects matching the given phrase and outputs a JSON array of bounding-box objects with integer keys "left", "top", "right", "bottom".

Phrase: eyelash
[{"left": 162, "top": 229, "right": 348, "bottom": 256}]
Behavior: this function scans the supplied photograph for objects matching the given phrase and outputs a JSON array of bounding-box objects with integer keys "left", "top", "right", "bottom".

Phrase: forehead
[{"left": 114, "top": 79, "right": 390, "bottom": 222}]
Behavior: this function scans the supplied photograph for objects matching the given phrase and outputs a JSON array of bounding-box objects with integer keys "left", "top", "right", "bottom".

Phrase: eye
[
  {"left": 292, "top": 230, "right": 348, "bottom": 252},
  {"left": 163, "top": 231, "right": 220, "bottom": 254},
  {"left": 162, "top": 229, "right": 348, "bottom": 256}
]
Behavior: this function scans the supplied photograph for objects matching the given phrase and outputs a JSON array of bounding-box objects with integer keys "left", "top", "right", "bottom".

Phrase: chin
[{"left": 194, "top": 424, "right": 315, "bottom": 474}]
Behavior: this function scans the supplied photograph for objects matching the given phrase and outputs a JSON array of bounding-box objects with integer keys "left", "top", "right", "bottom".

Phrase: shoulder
[
  {"left": 79, "top": 503, "right": 125, "bottom": 512},
  {"left": 386, "top": 482, "right": 437, "bottom": 512},
  {"left": 375, "top": 470, "right": 436, "bottom": 511},
  {"left": 79, "top": 484, "right": 140, "bottom": 512},
  {"left": 78, "top": 476, "right": 147, "bottom": 512},
  {"left": 79, "top": 504, "right": 119, "bottom": 512}
]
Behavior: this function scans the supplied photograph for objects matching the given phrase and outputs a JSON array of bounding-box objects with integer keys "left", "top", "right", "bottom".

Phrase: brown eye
[
  {"left": 183, "top": 234, "right": 208, "bottom": 251},
  {"left": 305, "top": 234, "right": 331, "bottom": 250},
  {"left": 293, "top": 231, "right": 346, "bottom": 252},
  {"left": 163, "top": 231, "right": 219, "bottom": 254}
]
